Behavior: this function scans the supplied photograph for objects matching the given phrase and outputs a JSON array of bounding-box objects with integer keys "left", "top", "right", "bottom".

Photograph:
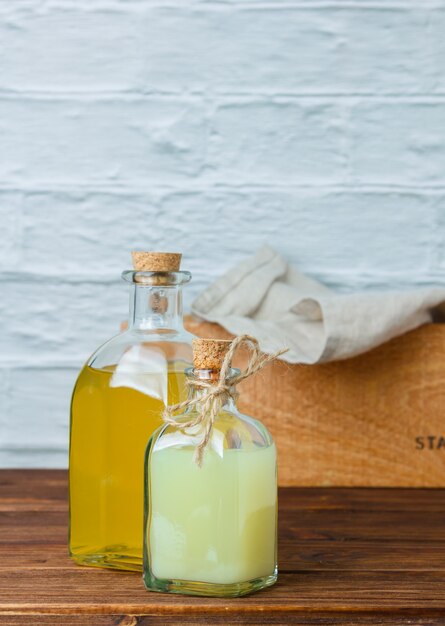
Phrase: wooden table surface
[{"left": 1, "top": 470, "right": 445, "bottom": 625}]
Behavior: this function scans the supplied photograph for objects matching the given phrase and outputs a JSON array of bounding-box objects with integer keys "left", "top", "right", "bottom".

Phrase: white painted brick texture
[{"left": 0, "top": 1, "right": 444, "bottom": 467}]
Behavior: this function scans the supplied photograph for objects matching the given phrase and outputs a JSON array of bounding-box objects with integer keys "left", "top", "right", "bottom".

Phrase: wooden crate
[{"left": 185, "top": 316, "right": 445, "bottom": 487}]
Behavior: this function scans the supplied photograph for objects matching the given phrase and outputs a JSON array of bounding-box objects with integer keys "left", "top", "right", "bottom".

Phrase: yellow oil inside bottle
[{"left": 69, "top": 361, "right": 187, "bottom": 571}]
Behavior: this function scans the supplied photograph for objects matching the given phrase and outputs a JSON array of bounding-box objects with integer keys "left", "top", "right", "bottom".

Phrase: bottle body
[
  {"left": 69, "top": 269, "right": 193, "bottom": 571},
  {"left": 143, "top": 405, "right": 278, "bottom": 596}
]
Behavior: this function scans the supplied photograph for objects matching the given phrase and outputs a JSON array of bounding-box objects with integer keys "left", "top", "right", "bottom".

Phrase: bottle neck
[
  {"left": 128, "top": 283, "right": 184, "bottom": 332},
  {"left": 186, "top": 369, "right": 239, "bottom": 412}
]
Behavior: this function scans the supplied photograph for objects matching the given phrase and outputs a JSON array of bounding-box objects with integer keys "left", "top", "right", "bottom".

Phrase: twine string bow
[{"left": 163, "top": 334, "right": 288, "bottom": 466}]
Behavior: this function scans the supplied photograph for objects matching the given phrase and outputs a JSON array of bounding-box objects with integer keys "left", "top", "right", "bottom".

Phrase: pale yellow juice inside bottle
[
  {"left": 69, "top": 362, "right": 187, "bottom": 571},
  {"left": 148, "top": 443, "right": 277, "bottom": 584}
]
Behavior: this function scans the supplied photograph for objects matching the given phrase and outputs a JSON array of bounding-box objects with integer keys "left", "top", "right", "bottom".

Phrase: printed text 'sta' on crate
[{"left": 185, "top": 316, "right": 445, "bottom": 487}]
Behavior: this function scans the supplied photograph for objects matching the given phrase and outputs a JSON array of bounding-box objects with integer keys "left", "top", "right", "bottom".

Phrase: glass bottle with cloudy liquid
[
  {"left": 144, "top": 338, "right": 278, "bottom": 597},
  {"left": 69, "top": 252, "right": 193, "bottom": 572}
]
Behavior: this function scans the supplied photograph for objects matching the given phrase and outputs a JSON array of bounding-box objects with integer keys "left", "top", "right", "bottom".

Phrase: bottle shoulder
[
  {"left": 148, "top": 406, "right": 274, "bottom": 460},
  {"left": 87, "top": 329, "right": 193, "bottom": 370}
]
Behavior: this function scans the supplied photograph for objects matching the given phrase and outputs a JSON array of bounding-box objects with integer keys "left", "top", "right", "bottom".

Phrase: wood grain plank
[
  {"left": 3, "top": 541, "right": 445, "bottom": 573},
  {"left": 1, "top": 470, "right": 445, "bottom": 621},
  {"left": 3, "top": 470, "right": 445, "bottom": 513},
  {"left": 277, "top": 487, "right": 445, "bottom": 513},
  {"left": 1, "top": 615, "right": 445, "bottom": 626},
  {"left": 2, "top": 570, "right": 445, "bottom": 613},
  {"left": 0, "top": 618, "right": 121, "bottom": 626},
  {"left": 0, "top": 512, "right": 67, "bottom": 544},
  {"left": 0, "top": 471, "right": 67, "bottom": 503},
  {"left": 4, "top": 505, "right": 445, "bottom": 544}
]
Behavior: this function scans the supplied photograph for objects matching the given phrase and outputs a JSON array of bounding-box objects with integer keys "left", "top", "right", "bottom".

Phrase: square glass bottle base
[
  {"left": 70, "top": 548, "right": 142, "bottom": 572},
  {"left": 143, "top": 569, "right": 278, "bottom": 598}
]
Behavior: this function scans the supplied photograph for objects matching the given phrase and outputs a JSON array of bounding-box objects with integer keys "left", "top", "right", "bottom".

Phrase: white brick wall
[{"left": 1, "top": 1, "right": 444, "bottom": 467}]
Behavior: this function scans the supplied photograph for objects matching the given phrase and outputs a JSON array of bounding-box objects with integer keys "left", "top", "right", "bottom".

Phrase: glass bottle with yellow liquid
[
  {"left": 69, "top": 252, "right": 193, "bottom": 571},
  {"left": 144, "top": 336, "right": 283, "bottom": 597}
]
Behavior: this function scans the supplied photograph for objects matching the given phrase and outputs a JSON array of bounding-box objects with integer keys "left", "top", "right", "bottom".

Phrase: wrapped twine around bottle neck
[{"left": 163, "top": 334, "right": 288, "bottom": 467}]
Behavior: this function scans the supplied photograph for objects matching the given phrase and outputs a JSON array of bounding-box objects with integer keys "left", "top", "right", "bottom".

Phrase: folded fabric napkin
[{"left": 192, "top": 246, "right": 445, "bottom": 364}]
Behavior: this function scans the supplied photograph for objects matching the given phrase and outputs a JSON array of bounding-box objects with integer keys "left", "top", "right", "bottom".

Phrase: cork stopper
[
  {"left": 131, "top": 251, "right": 182, "bottom": 272},
  {"left": 193, "top": 338, "right": 232, "bottom": 370}
]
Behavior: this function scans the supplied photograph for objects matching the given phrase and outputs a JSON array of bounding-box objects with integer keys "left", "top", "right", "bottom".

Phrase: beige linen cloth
[{"left": 192, "top": 246, "right": 445, "bottom": 364}]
